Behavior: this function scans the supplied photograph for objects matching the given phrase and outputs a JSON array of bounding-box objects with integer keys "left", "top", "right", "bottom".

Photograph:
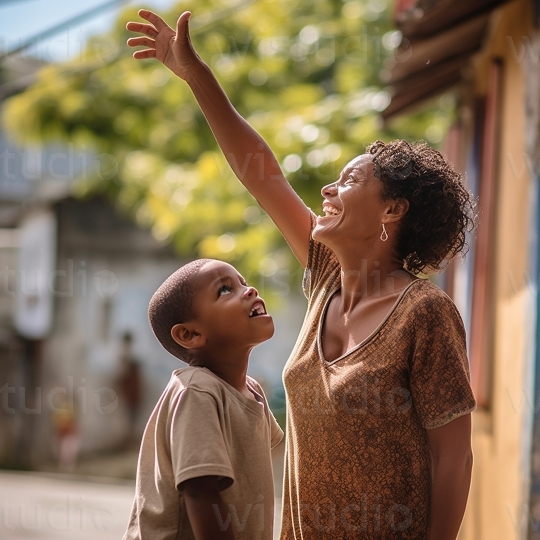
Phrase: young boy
[{"left": 123, "top": 259, "right": 283, "bottom": 540}]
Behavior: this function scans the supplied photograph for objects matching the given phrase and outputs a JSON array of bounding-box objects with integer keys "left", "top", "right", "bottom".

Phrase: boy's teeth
[{"left": 250, "top": 304, "right": 266, "bottom": 317}]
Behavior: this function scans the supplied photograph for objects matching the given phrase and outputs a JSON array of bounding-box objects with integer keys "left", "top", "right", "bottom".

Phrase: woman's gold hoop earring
[{"left": 380, "top": 223, "right": 388, "bottom": 242}]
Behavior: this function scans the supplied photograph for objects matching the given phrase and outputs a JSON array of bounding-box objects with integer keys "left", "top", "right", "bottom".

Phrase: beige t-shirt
[{"left": 123, "top": 366, "right": 283, "bottom": 540}]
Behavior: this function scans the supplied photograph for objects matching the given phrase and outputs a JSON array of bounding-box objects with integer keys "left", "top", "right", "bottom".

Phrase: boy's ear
[{"left": 171, "top": 323, "right": 206, "bottom": 350}]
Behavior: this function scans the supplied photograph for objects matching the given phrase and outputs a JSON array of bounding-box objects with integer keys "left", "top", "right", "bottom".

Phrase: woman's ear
[
  {"left": 171, "top": 323, "right": 206, "bottom": 350},
  {"left": 385, "top": 198, "right": 409, "bottom": 223}
]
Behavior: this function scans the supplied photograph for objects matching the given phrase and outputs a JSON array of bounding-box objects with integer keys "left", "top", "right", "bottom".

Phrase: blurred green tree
[{"left": 3, "top": 0, "right": 454, "bottom": 293}]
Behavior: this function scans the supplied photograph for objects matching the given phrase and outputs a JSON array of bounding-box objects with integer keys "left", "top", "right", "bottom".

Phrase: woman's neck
[{"left": 336, "top": 251, "right": 415, "bottom": 312}]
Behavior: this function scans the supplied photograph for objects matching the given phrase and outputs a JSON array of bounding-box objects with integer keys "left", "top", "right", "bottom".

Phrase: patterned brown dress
[{"left": 280, "top": 230, "right": 477, "bottom": 539}]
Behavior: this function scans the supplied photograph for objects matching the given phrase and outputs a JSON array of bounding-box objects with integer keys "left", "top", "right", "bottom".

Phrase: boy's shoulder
[
  {"left": 168, "top": 368, "right": 268, "bottom": 403},
  {"left": 246, "top": 376, "right": 265, "bottom": 397},
  {"left": 170, "top": 366, "right": 225, "bottom": 395}
]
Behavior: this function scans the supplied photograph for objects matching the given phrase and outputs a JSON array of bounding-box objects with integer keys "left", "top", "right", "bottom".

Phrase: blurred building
[
  {"left": 384, "top": 0, "right": 540, "bottom": 538},
  {"left": 0, "top": 140, "right": 193, "bottom": 464},
  {"left": 0, "top": 56, "right": 302, "bottom": 470}
]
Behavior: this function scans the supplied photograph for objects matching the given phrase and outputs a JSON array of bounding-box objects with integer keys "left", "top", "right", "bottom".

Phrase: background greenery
[{"left": 3, "top": 0, "right": 454, "bottom": 296}]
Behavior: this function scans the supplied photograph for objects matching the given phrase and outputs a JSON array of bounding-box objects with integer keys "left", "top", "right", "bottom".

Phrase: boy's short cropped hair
[{"left": 148, "top": 259, "right": 214, "bottom": 362}]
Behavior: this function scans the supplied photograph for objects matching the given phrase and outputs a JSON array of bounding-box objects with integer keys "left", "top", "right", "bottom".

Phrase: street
[
  {"left": 0, "top": 471, "right": 135, "bottom": 540},
  {"left": 0, "top": 468, "right": 283, "bottom": 539}
]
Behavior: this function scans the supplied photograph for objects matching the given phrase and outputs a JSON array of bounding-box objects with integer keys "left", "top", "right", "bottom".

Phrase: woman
[{"left": 127, "top": 10, "right": 477, "bottom": 539}]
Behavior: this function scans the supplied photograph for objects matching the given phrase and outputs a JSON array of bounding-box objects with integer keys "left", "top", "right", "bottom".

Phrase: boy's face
[{"left": 190, "top": 260, "right": 274, "bottom": 350}]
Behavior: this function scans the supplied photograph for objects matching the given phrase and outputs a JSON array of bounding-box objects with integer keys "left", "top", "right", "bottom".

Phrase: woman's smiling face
[{"left": 312, "top": 153, "right": 388, "bottom": 249}]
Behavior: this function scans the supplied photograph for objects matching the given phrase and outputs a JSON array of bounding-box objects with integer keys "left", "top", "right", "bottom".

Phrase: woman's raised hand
[
  {"left": 126, "top": 10, "right": 199, "bottom": 80},
  {"left": 127, "top": 9, "right": 311, "bottom": 268}
]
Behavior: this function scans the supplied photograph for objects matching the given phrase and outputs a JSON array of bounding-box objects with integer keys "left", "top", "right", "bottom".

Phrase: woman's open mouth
[{"left": 321, "top": 202, "right": 342, "bottom": 217}]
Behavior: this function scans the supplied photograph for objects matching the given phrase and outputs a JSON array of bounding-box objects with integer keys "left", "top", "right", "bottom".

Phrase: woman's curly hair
[{"left": 366, "top": 139, "right": 477, "bottom": 275}]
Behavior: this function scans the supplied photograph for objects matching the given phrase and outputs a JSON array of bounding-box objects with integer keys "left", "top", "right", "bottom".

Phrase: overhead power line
[
  {"left": 0, "top": 0, "right": 130, "bottom": 60},
  {"left": 0, "top": 0, "right": 39, "bottom": 5},
  {"left": 0, "top": 0, "right": 259, "bottom": 99}
]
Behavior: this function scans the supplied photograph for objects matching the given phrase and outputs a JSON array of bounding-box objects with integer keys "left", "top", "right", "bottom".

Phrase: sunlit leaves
[{"left": 3, "top": 0, "right": 453, "bottom": 293}]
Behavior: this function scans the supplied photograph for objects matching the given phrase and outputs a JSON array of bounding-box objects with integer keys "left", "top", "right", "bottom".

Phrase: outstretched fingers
[
  {"left": 175, "top": 11, "right": 192, "bottom": 44},
  {"left": 127, "top": 36, "right": 156, "bottom": 48},
  {"left": 126, "top": 9, "right": 193, "bottom": 68},
  {"left": 125, "top": 22, "right": 158, "bottom": 39},
  {"left": 137, "top": 9, "right": 170, "bottom": 31},
  {"left": 132, "top": 49, "right": 156, "bottom": 60}
]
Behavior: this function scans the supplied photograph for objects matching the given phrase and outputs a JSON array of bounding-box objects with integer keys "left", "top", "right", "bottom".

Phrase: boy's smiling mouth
[{"left": 249, "top": 300, "right": 267, "bottom": 317}]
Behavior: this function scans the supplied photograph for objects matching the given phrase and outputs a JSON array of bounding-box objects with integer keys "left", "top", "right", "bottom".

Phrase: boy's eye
[{"left": 218, "top": 284, "right": 232, "bottom": 296}]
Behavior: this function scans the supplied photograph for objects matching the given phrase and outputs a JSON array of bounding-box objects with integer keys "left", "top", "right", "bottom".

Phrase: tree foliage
[{"left": 3, "top": 0, "right": 454, "bottom": 292}]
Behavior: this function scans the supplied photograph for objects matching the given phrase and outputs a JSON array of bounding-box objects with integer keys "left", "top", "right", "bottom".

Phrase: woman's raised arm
[{"left": 127, "top": 10, "right": 313, "bottom": 267}]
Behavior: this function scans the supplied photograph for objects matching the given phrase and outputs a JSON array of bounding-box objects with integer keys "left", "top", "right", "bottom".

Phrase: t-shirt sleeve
[
  {"left": 409, "top": 292, "right": 477, "bottom": 429},
  {"left": 302, "top": 211, "right": 340, "bottom": 299},
  {"left": 170, "top": 388, "right": 234, "bottom": 490},
  {"left": 248, "top": 377, "right": 284, "bottom": 448},
  {"left": 269, "top": 410, "right": 284, "bottom": 448}
]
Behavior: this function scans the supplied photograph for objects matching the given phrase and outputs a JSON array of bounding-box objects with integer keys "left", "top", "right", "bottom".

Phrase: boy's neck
[{"left": 191, "top": 348, "right": 252, "bottom": 397}]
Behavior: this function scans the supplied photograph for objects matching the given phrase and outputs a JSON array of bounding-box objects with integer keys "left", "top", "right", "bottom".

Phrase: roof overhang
[
  {"left": 395, "top": 0, "right": 511, "bottom": 39},
  {"left": 382, "top": 0, "right": 512, "bottom": 120}
]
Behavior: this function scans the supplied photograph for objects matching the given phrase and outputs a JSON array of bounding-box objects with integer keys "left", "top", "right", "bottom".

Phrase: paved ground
[
  {"left": 0, "top": 442, "right": 285, "bottom": 539},
  {"left": 0, "top": 471, "right": 135, "bottom": 540}
]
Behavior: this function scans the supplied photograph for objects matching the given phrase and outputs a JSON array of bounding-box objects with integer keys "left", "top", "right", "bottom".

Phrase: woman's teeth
[{"left": 323, "top": 206, "right": 340, "bottom": 216}]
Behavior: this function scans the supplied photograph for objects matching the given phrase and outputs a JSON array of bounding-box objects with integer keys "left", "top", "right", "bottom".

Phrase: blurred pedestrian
[
  {"left": 117, "top": 331, "right": 142, "bottom": 449},
  {"left": 51, "top": 393, "right": 79, "bottom": 472}
]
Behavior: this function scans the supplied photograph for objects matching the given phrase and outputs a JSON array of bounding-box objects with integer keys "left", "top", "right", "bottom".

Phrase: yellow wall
[{"left": 459, "top": 1, "right": 535, "bottom": 538}]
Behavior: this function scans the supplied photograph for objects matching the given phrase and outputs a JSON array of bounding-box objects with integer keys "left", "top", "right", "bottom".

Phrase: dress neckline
[{"left": 317, "top": 278, "right": 423, "bottom": 366}]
